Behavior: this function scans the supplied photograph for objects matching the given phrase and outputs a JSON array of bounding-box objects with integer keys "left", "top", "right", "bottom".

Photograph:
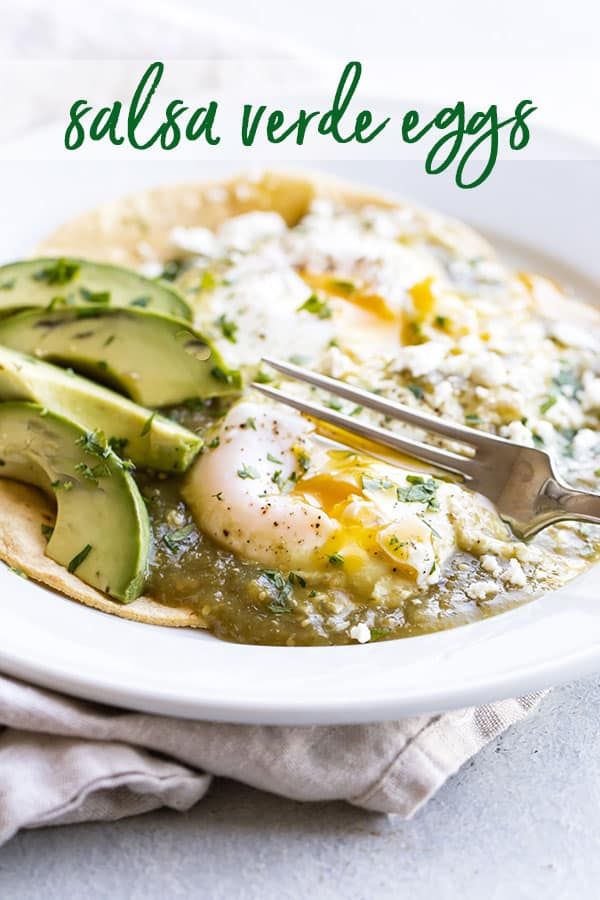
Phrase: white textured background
[{"left": 1, "top": 0, "right": 597, "bottom": 58}]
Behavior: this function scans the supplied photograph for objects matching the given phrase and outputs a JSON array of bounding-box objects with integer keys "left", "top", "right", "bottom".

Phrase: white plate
[{"left": 1, "top": 141, "right": 599, "bottom": 724}]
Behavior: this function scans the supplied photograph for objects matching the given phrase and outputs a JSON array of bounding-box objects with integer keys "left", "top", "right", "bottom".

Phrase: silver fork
[{"left": 252, "top": 357, "right": 600, "bottom": 540}]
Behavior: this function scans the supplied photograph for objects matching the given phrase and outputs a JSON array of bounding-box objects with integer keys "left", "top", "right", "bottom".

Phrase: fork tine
[
  {"left": 252, "top": 382, "right": 476, "bottom": 479},
  {"left": 261, "top": 356, "right": 507, "bottom": 449}
]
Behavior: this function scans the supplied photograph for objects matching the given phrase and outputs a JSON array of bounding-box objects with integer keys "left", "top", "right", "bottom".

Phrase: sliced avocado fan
[
  {"left": 0, "top": 306, "right": 242, "bottom": 406},
  {"left": 0, "top": 346, "right": 201, "bottom": 472},
  {"left": 0, "top": 258, "right": 192, "bottom": 321},
  {"left": 0, "top": 401, "right": 150, "bottom": 601}
]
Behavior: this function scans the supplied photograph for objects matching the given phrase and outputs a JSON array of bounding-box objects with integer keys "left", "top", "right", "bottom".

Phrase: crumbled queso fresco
[{"left": 142, "top": 188, "right": 600, "bottom": 647}]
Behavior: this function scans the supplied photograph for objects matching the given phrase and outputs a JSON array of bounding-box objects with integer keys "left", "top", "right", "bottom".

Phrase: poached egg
[{"left": 183, "top": 400, "right": 464, "bottom": 597}]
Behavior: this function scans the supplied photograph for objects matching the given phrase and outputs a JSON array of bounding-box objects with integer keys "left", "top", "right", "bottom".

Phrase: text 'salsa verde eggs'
[
  {"left": 0, "top": 173, "right": 598, "bottom": 646},
  {"left": 63, "top": 62, "right": 535, "bottom": 188}
]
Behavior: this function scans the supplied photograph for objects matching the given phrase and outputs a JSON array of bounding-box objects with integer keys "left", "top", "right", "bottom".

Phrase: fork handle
[{"left": 545, "top": 479, "right": 600, "bottom": 527}]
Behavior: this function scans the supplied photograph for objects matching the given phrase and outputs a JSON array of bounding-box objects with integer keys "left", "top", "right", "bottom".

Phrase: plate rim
[{"left": 1, "top": 569, "right": 600, "bottom": 724}]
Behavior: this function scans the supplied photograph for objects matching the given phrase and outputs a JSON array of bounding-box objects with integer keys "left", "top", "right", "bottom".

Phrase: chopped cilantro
[
  {"left": 255, "top": 369, "right": 274, "bottom": 384},
  {"left": 561, "top": 427, "right": 577, "bottom": 457},
  {"left": 361, "top": 475, "right": 394, "bottom": 491},
  {"left": 74, "top": 462, "right": 106, "bottom": 483},
  {"left": 163, "top": 524, "right": 195, "bottom": 552},
  {"left": 288, "top": 572, "right": 306, "bottom": 588},
  {"left": 237, "top": 463, "right": 259, "bottom": 479},
  {"left": 76, "top": 430, "right": 110, "bottom": 458},
  {"left": 540, "top": 395, "right": 557, "bottom": 414},
  {"left": 130, "top": 296, "right": 150, "bottom": 308},
  {"left": 41, "top": 523, "right": 54, "bottom": 539},
  {"left": 296, "top": 450, "right": 311, "bottom": 472},
  {"left": 259, "top": 569, "right": 304, "bottom": 614},
  {"left": 267, "top": 453, "right": 283, "bottom": 464},
  {"left": 67, "top": 544, "right": 92, "bottom": 574},
  {"left": 553, "top": 366, "right": 582, "bottom": 397},
  {"left": 208, "top": 436, "right": 221, "bottom": 449},
  {"left": 51, "top": 479, "right": 73, "bottom": 491},
  {"left": 328, "top": 552, "right": 344, "bottom": 566},
  {"left": 278, "top": 472, "right": 298, "bottom": 494},
  {"left": 244, "top": 416, "right": 257, "bottom": 430},
  {"left": 33, "top": 259, "right": 80, "bottom": 286},
  {"left": 161, "top": 259, "right": 185, "bottom": 282},
  {"left": 297, "top": 294, "right": 332, "bottom": 319},
  {"left": 350, "top": 405, "right": 363, "bottom": 416},
  {"left": 369, "top": 627, "right": 390, "bottom": 642},
  {"left": 326, "top": 398, "right": 343, "bottom": 411},
  {"left": 199, "top": 270, "right": 217, "bottom": 291},
  {"left": 216, "top": 313, "right": 238, "bottom": 343},
  {"left": 397, "top": 476, "right": 439, "bottom": 509},
  {"left": 408, "top": 384, "right": 424, "bottom": 400},
  {"left": 140, "top": 412, "right": 156, "bottom": 437},
  {"left": 75, "top": 463, "right": 98, "bottom": 484},
  {"left": 465, "top": 414, "right": 483, "bottom": 425},
  {"left": 434, "top": 315, "right": 448, "bottom": 328}
]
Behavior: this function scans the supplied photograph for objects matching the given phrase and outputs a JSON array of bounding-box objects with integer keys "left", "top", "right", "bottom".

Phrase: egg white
[{"left": 184, "top": 400, "right": 465, "bottom": 595}]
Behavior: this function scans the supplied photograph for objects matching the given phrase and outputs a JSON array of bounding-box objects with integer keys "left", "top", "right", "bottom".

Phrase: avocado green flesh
[
  {"left": 0, "top": 402, "right": 150, "bottom": 601},
  {"left": 0, "top": 306, "right": 242, "bottom": 406},
  {"left": 0, "top": 258, "right": 192, "bottom": 321},
  {"left": 0, "top": 346, "right": 201, "bottom": 472}
]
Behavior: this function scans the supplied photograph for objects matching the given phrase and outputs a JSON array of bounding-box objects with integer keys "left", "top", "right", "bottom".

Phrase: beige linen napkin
[{"left": 0, "top": 673, "right": 544, "bottom": 844}]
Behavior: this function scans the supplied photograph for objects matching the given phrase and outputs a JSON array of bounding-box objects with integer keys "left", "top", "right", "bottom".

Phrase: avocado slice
[
  {"left": 0, "top": 346, "right": 201, "bottom": 472},
  {"left": 0, "top": 401, "right": 150, "bottom": 601},
  {"left": 0, "top": 306, "right": 242, "bottom": 406},
  {"left": 0, "top": 258, "right": 192, "bottom": 321}
]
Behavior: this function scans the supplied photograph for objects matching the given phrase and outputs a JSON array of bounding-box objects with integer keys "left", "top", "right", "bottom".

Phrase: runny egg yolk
[
  {"left": 183, "top": 402, "right": 460, "bottom": 596},
  {"left": 292, "top": 450, "right": 450, "bottom": 585},
  {"left": 299, "top": 271, "right": 402, "bottom": 358},
  {"left": 300, "top": 271, "right": 398, "bottom": 321}
]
